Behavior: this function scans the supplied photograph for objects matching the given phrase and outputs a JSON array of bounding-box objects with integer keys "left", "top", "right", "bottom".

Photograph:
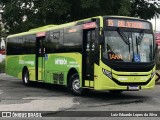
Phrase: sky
[
  {"left": 148, "top": 16, "right": 160, "bottom": 32},
  {"left": 147, "top": 0, "right": 160, "bottom": 32}
]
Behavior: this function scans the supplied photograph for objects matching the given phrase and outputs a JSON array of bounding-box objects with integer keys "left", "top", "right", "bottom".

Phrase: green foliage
[
  {"left": 131, "top": 0, "right": 160, "bottom": 19},
  {"left": 0, "top": 60, "right": 5, "bottom": 73},
  {"left": 0, "top": 0, "right": 160, "bottom": 34},
  {"left": 118, "top": 0, "right": 131, "bottom": 16}
]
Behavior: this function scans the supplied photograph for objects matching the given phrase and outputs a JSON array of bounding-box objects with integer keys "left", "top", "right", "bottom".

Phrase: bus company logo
[
  {"left": 19, "top": 60, "right": 34, "bottom": 66},
  {"left": 1, "top": 112, "right": 42, "bottom": 118},
  {"left": 55, "top": 58, "right": 67, "bottom": 65},
  {"left": 2, "top": 112, "right": 11, "bottom": 117}
]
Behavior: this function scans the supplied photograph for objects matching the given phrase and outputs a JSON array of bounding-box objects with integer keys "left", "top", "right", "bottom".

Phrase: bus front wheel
[
  {"left": 68, "top": 73, "right": 87, "bottom": 96},
  {"left": 22, "top": 69, "right": 30, "bottom": 86}
]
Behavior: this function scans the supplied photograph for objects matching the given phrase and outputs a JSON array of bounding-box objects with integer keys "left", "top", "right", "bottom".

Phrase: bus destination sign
[{"left": 106, "top": 19, "right": 151, "bottom": 29}]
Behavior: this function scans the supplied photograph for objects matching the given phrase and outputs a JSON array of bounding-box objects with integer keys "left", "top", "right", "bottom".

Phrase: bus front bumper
[{"left": 94, "top": 72, "right": 155, "bottom": 91}]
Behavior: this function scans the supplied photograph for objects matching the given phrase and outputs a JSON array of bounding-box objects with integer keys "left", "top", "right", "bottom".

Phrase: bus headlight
[
  {"left": 102, "top": 68, "right": 112, "bottom": 79},
  {"left": 151, "top": 71, "right": 155, "bottom": 79}
]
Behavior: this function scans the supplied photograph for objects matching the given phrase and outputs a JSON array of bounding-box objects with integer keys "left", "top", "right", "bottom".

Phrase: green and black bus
[{"left": 6, "top": 16, "right": 156, "bottom": 95}]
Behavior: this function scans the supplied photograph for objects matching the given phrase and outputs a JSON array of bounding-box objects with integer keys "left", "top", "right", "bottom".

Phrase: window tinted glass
[
  {"left": 7, "top": 34, "right": 36, "bottom": 55},
  {"left": 45, "top": 30, "right": 63, "bottom": 53},
  {"left": 63, "top": 26, "right": 82, "bottom": 52}
]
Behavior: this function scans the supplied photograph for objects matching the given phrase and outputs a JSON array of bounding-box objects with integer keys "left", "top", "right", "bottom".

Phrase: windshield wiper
[
  {"left": 135, "top": 31, "right": 144, "bottom": 54},
  {"left": 136, "top": 31, "right": 144, "bottom": 45},
  {"left": 117, "top": 28, "right": 131, "bottom": 54},
  {"left": 117, "top": 28, "right": 130, "bottom": 45}
]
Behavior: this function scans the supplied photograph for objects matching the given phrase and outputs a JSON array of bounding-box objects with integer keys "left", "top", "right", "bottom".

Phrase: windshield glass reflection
[{"left": 102, "top": 31, "right": 154, "bottom": 62}]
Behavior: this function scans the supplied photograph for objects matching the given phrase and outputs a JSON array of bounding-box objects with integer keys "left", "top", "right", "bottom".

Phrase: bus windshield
[{"left": 102, "top": 30, "right": 154, "bottom": 62}]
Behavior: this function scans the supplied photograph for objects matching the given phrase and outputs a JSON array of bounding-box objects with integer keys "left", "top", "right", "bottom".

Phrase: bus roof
[
  {"left": 7, "top": 21, "right": 78, "bottom": 38},
  {"left": 7, "top": 16, "right": 149, "bottom": 39}
]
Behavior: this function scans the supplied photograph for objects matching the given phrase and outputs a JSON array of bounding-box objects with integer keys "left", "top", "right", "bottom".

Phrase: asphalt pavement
[{"left": 0, "top": 73, "right": 160, "bottom": 120}]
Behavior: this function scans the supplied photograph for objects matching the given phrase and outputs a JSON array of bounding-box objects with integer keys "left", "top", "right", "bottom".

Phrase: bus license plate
[{"left": 128, "top": 86, "right": 139, "bottom": 90}]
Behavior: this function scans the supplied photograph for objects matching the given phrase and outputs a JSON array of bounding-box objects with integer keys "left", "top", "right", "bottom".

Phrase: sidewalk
[
  {"left": 0, "top": 73, "right": 6, "bottom": 81},
  {"left": 0, "top": 73, "right": 7, "bottom": 79},
  {"left": 0, "top": 73, "right": 16, "bottom": 80}
]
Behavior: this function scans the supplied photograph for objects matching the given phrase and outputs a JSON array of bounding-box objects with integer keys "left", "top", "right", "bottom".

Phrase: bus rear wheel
[
  {"left": 68, "top": 73, "right": 87, "bottom": 96},
  {"left": 22, "top": 69, "right": 30, "bottom": 86}
]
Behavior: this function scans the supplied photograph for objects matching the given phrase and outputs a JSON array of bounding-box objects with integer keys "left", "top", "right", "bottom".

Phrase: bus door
[
  {"left": 82, "top": 29, "right": 96, "bottom": 87},
  {"left": 36, "top": 32, "right": 46, "bottom": 81}
]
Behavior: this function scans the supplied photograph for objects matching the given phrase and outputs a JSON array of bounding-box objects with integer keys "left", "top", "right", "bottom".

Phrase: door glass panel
[
  {"left": 36, "top": 37, "right": 45, "bottom": 81},
  {"left": 85, "top": 30, "right": 95, "bottom": 80}
]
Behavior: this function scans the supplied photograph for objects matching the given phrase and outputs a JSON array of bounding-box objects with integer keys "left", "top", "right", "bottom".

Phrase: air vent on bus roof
[{"left": 29, "top": 25, "right": 57, "bottom": 32}]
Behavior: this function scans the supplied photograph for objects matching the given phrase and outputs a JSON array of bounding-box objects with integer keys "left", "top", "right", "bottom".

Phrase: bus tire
[
  {"left": 109, "top": 90, "right": 123, "bottom": 94},
  {"left": 68, "top": 73, "right": 87, "bottom": 96},
  {"left": 22, "top": 69, "right": 30, "bottom": 86}
]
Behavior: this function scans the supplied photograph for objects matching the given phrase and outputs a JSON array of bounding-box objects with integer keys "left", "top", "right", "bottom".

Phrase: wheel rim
[
  {"left": 24, "top": 72, "right": 28, "bottom": 83},
  {"left": 72, "top": 78, "right": 80, "bottom": 93}
]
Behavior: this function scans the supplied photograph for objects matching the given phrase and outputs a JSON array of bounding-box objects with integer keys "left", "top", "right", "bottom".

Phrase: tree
[
  {"left": 1, "top": 0, "right": 72, "bottom": 34},
  {"left": 131, "top": 0, "right": 160, "bottom": 19},
  {"left": 1, "top": 0, "right": 160, "bottom": 34}
]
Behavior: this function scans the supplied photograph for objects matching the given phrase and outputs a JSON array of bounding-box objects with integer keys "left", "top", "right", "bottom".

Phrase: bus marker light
[
  {"left": 36, "top": 32, "right": 46, "bottom": 37},
  {"left": 83, "top": 22, "right": 96, "bottom": 29},
  {"left": 68, "top": 28, "right": 77, "bottom": 33}
]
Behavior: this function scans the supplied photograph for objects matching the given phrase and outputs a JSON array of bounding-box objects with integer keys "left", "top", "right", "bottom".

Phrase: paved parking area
[{"left": 0, "top": 73, "right": 160, "bottom": 119}]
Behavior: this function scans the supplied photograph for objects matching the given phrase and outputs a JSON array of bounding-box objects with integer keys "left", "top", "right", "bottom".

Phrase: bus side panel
[
  {"left": 6, "top": 56, "right": 20, "bottom": 78},
  {"left": 94, "top": 61, "right": 115, "bottom": 90},
  {"left": 6, "top": 55, "right": 36, "bottom": 81},
  {"left": 44, "top": 53, "right": 82, "bottom": 86}
]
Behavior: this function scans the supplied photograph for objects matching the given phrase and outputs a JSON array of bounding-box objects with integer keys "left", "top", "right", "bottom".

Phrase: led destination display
[{"left": 106, "top": 19, "right": 151, "bottom": 29}]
